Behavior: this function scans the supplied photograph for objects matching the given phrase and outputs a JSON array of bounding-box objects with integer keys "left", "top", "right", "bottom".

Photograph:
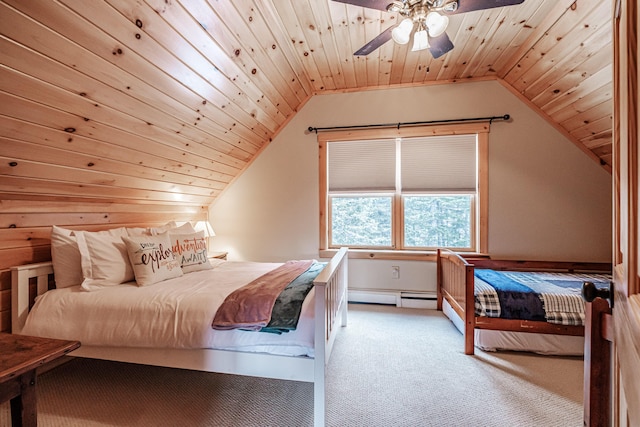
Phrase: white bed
[{"left": 12, "top": 247, "right": 348, "bottom": 426}]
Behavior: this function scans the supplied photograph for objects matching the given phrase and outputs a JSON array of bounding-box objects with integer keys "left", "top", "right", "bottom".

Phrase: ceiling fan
[{"left": 332, "top": 0, "right": 525, "bottom": 58}]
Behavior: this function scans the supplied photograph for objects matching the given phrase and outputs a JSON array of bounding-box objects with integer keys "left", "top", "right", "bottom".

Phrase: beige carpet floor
[{"left": 1, "top": 304, "right": 584, "bottom": 426}]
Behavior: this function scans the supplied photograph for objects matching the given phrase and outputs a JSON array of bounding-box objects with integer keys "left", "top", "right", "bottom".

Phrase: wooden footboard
[
  {"left": 437, "top": 249, "right": 475, "bottom": 354},
  {"left": 313, "top": 246, "right": 348, "bottom": 426},
  {"left": 11, "top": 247, "right": 349, "bottom": 427},
  {"left": 437, "top": 248, "right": 611, "bottom": 356}
]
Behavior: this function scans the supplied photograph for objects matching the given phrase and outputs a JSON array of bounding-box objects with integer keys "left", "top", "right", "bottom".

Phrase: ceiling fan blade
[
  {"left": 331, "top": 0, "right": 393, "bottom": 12},
  {"left": 445, "top": 0, "right": 525, "bottom": 14},
  {"left": 354, "top": 26, "right": 394, "bottom": 55},
  {"left": 429, "top": 32, "right": 454, "bottom": 59}
]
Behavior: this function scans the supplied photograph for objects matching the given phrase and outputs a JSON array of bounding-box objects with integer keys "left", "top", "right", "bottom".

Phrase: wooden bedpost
[
  {"left": 314, "top": 283, "right": 326, "bottom": 427},
  {"left": 436, "top": 249, "right": 443, "bottom": 311},
  {"left": 583, "top": 297, "right": 612, "bottom": 426},
  {"left": 464, "top": 263, "right": 475, "bottom": 355}
]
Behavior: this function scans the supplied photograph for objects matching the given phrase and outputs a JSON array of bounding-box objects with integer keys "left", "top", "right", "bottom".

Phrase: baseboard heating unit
[{"left": 348, "top": 289, "right": 437, "bottom": 309}]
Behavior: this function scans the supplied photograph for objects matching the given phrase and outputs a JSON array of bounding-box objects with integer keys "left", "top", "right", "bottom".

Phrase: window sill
[{"left": 319, "top": 248, "right": 489, "bottom": 262}]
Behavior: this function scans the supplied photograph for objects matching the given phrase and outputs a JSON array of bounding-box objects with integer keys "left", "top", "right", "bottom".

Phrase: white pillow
[
  {"left": 148, "top": 221, "right": 195, "bottom": 235},
  {"left": 127, "top": 222, "right": 193, "bottom": 237},
  {"left": 168, "top": 230, "right": 213, "bottom": 273},
  {"left": 126, "top": 227, "right": 151, "bottom": 236},
  {"left": 147, "top": 221, "right": 196, "bottom": 236},
  {"left": 50, "top": 226, "right": 83, "bottom": 288},
  {"left": 122, "top": 234, "right": 183, "bottom": 286},
  {"left": 147, "top": 221, "right": 177, "bottom": 235},
  {"left": 75, "top": 227, "right": 134, "bottom": 291}
]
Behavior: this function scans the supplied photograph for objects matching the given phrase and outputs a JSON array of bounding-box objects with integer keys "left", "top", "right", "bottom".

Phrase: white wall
[{"left": 209, "top": 80, "right": 612, "bottom": 294}]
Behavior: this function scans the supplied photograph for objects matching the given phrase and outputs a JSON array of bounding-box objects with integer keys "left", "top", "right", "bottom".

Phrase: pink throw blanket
[{"left": 212, "top": 260, "right": 313, "bottom": 330}]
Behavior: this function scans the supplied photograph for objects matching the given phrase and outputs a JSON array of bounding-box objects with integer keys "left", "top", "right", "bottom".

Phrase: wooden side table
[{"left": 0, "top": 333, "right": 80, "bottom": 427}]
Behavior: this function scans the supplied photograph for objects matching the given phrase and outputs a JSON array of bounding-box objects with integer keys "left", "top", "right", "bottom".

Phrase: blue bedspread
[
  {"left": 473, "top": 269, "right": 611, "bottom": 325},
  {"left": 474, "top": 269, "right": 546, "bottom": 321}
]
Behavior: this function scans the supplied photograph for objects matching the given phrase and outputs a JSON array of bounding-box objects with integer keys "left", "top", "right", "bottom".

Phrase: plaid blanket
[{"left": 474, "top": 270, "right": 611, "bottom": 326}]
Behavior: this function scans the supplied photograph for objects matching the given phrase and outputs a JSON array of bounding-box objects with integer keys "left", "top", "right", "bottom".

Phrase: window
[{"left": 319, "top": 124, "right": 488, "bottom": 255}]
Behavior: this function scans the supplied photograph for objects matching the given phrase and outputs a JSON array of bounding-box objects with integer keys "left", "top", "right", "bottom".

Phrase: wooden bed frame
[
  {"left": 436, "top": 248, "right": 611, "bottom": 355},
  {"left": 11, "top": 247, "right": 349, "bottom": 427}
]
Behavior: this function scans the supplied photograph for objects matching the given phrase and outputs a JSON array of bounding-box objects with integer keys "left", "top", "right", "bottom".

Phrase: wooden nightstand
[
  {"left": 209, "top": 251, "right": 228, "bottom": 260},
  {"left": 0, "top": 333, "right": 80, "bottom": 426}
]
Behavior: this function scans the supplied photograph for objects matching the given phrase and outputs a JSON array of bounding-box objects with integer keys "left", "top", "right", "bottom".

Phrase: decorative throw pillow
[
  {"left": 168, "top": 230, "right": 213, "bottom": 273},
  {"left": 50, "top": 225, "right": 84, "bottom": 288},
  {"left": 122, "top": 234, "right": 183, "bottom": 286},
  {"left": 75, "top": 227, "right": 134, "bottom": 291}
]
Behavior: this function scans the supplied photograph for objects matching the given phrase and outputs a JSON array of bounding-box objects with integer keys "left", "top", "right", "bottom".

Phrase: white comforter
[{"left": 21, "top": 260, "right": 316, "bottom": 357}]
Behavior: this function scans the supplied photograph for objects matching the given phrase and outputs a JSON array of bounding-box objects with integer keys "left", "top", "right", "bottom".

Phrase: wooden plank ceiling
[{"left": 0, "top": 0, "right": 612, "bottom": 209}]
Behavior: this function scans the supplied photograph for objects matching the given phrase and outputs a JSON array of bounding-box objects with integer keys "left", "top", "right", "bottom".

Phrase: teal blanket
[{"left": 259, "top": 261, "right": 325, "bottom": 334}]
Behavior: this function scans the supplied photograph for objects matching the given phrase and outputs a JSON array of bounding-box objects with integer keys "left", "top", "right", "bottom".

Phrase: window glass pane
[
  {"left": 404, "top": 195, "right": 472, "bottom": 248},
  {"left": 331, "top": 196, "right": 392, "bottom": 246}
]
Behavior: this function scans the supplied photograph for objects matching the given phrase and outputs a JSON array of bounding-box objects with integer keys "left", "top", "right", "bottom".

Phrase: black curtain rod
[{"left": 307, "top": 114, "right": 510, "bottom": 133}]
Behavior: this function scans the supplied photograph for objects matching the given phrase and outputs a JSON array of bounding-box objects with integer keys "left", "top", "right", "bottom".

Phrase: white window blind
[
  {"left": 328, "top": 139, "right": 396, "bottom": 191},
  {"left": 401, "top": 135, "right": 477, "bottom": 191},
  {"left": 328, "top": 134, "right": 476, "bottom": 192}
]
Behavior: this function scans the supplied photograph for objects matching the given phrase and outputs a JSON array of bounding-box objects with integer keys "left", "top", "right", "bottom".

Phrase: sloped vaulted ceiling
[{"left": 0, "top": 0, "right": 612, "bottom": 208}]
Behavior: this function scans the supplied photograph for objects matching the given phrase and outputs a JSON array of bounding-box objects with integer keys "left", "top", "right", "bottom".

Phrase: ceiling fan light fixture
[
  {"left": 425, "top": 12, "right": 449, "bottom": 37},
  {"left": 442, "top": 1, "right": 458, "bottom": 12},
  {"left": 411, "top": 28, "right": 430, "bottom": 51},
  {"left": 392, "top": 18, "right": 414, "bottom": 45},
  {"left": 386, "top": 1, "right": 404, "bottom": 13},
  {"left": 341, "top": 0, "right": 526, "bottom": 57}
]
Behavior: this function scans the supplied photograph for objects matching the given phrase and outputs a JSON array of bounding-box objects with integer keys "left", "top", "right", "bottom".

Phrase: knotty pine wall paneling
[{"left": 0, "top": 199, "right": 208, "bottom": 333}]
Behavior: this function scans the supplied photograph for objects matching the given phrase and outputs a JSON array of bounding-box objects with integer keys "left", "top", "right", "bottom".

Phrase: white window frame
[{"left": 318, "top": 123, "right": 489, "bottom": 258}]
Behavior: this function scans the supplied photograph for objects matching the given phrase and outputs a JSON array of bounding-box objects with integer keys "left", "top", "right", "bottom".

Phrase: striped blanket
[{"left": 474, "top": 270, "right": 611, "bottom": 326}]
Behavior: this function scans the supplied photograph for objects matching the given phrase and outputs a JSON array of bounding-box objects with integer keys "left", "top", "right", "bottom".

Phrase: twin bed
[
  {"left": 436, "top": 249, "right": 611, "bottom": 355},
  {"left": 10, "top": 224, "right": 348, "bottom": 427}
]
